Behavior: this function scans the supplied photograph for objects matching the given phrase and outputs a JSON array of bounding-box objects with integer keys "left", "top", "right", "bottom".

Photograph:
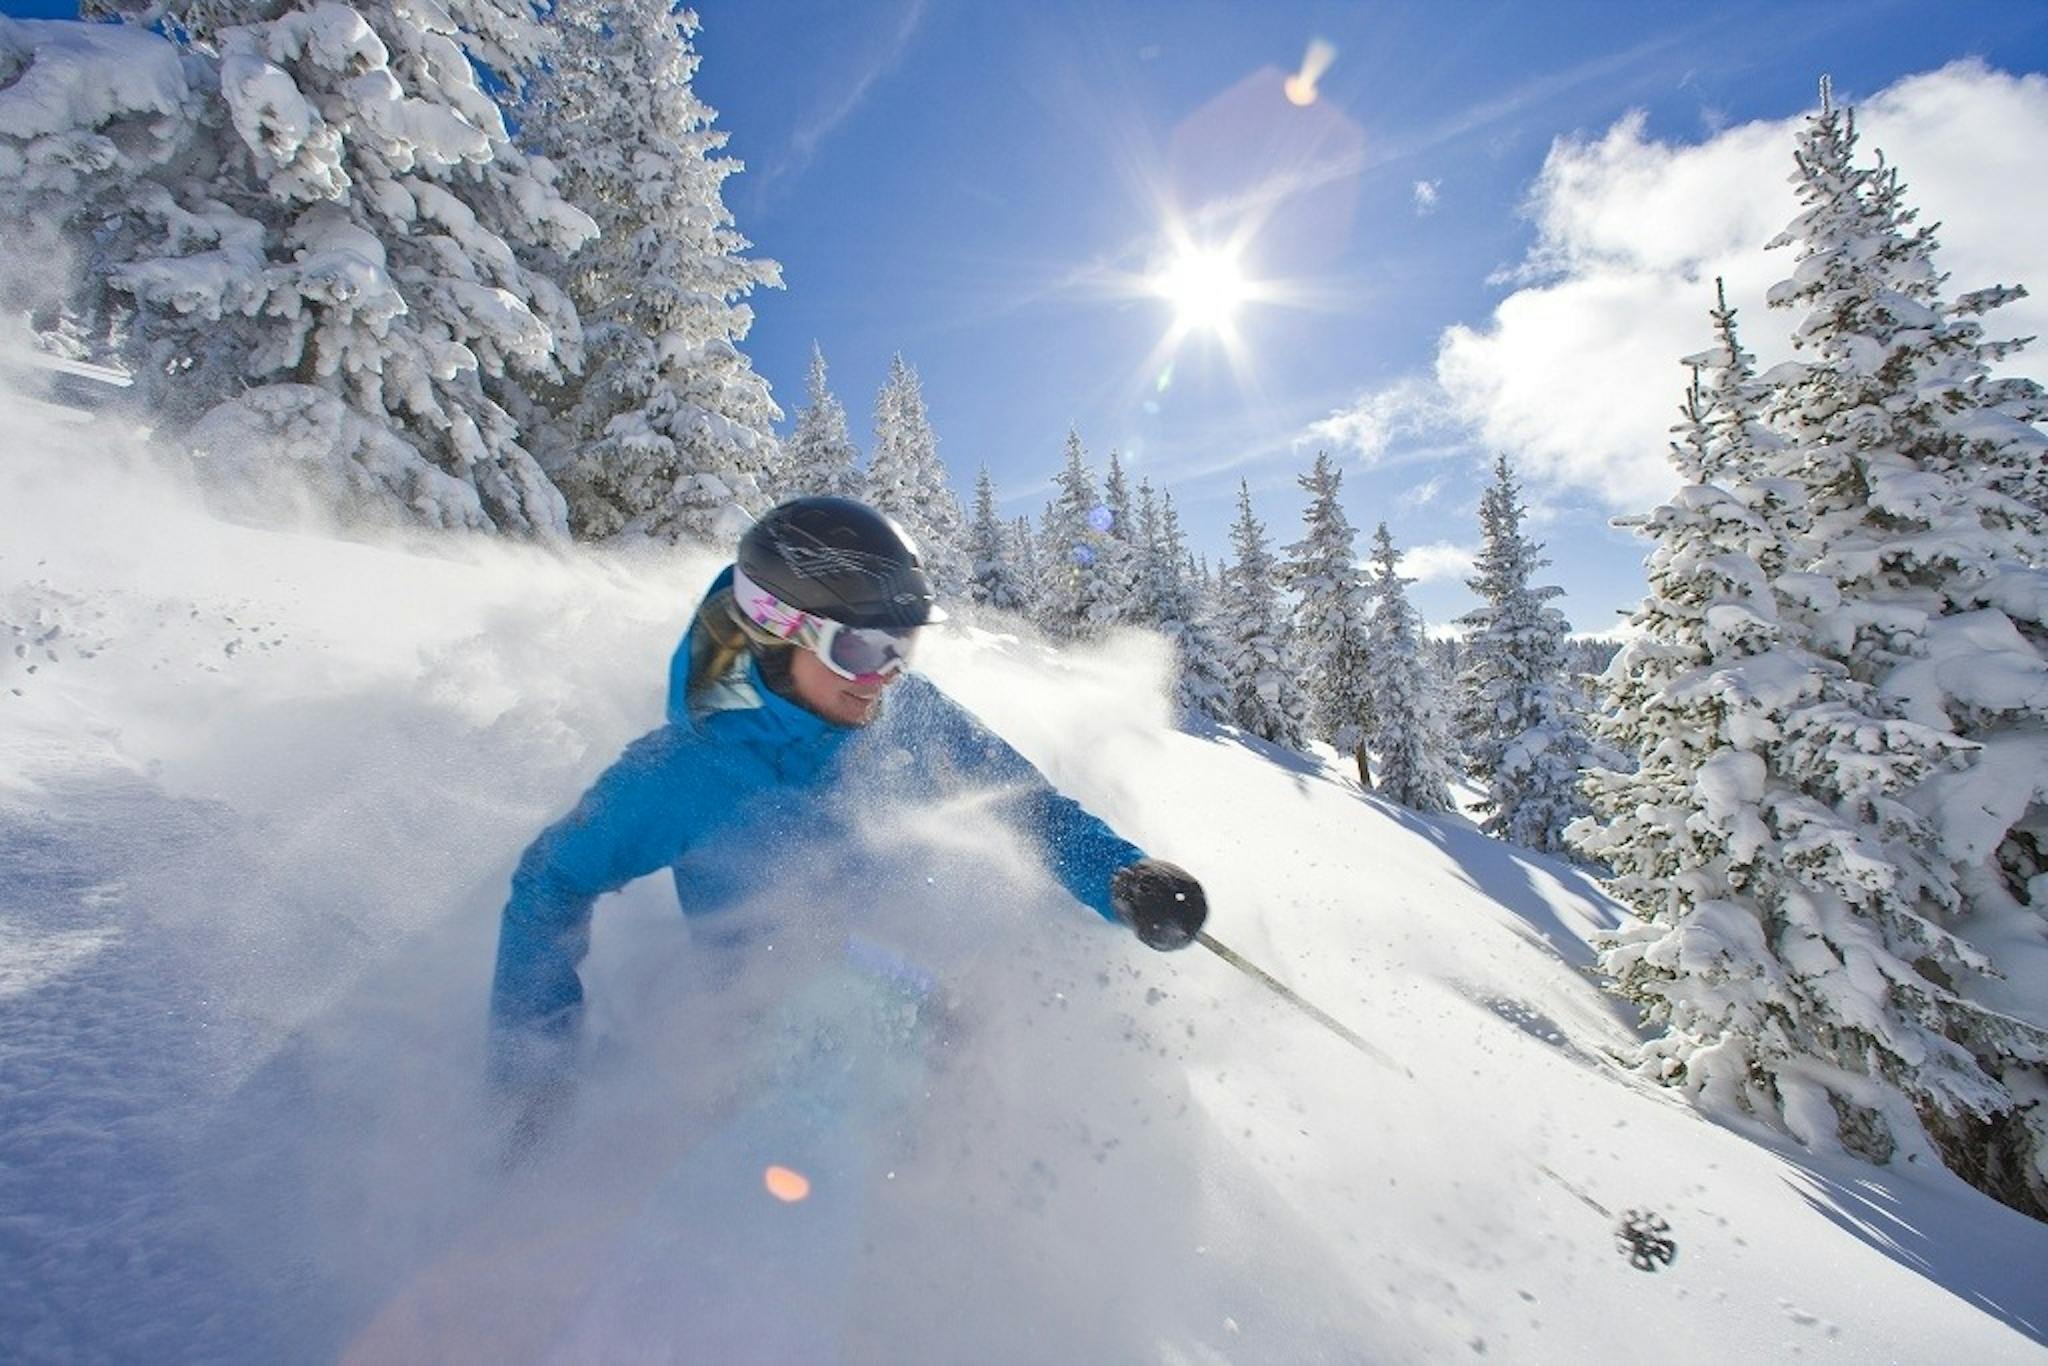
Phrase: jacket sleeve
[
  {"left": 487, "top": 726, "right": 705, "bottom": 1082},
  {"left": 909, "top": 680, "right": 1146, "bottom": 924}
]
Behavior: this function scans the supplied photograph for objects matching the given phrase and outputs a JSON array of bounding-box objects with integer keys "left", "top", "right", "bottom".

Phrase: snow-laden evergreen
[
  {"left": 867, "top": 355, "right": 969, "bottom": 597},
  {"left": 1133, "top": 480, "right": 1231, "bottom": 725},
  {"left": 1757, "top": 85, "right": 2048, "bottom": 1213},
  {"left": 201, "top": 0, "right": 593, "bottom": 536},
  {"left": 524, "top": 0, "right": 780, "bottom": 544},
  {"left": 2, "top": 8, "right": 596, "bottom": 533},
  {"left": 772, "top": 343, "right": 864, "bottom": 503},
  {"left": 966, "top": 466, "right": 1029, "bottom": 614},
  {"left": 1007, "top": 514, "right": 1043, "bottom": 621},
  {"left": 1035, "top": 429, "right": 1120, "bottom": 639},
  {"left": 1455, "top": 455, "right": 1592, "bottom": 851},
  {"left": 1215, "top": 482, "right": 1307, "bottom": 747},
  {"left": 1097, "top": 449, "right": 1143, "bottom": 625},
  {"left": 1579, "top": 84, "right": 2048, "bottom": 1219},
  {"left": 0, "top": 20, "right": 232, "bottom": 401},
  {"left": 1363, "top": 522, "right": 1457, "bottom": 813},
  {"left": 1283, "top": 451, "right": 1374, "bottom": 785},
  {"left": 1569, "top": 290, "right": 1928, "bottom": 1153}
]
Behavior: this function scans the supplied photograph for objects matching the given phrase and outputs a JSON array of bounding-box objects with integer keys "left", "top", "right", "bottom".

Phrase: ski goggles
[{"left": 731, "top": 566, "right": 920, "bottom": 682}]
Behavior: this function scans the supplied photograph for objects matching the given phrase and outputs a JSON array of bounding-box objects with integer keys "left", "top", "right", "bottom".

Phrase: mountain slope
[{"left": 3, "top": 387, "right": 2045, "bottom": 1363}]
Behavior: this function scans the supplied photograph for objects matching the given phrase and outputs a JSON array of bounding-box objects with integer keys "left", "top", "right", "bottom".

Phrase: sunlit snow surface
[{"left": 3, "top": 362, "right": 2047, "bottom": 1363}]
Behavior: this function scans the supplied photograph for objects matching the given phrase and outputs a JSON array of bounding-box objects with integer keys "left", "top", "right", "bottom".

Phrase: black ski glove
[{"left": 1112, "top": 858, "right": 1207, "bottom": 952}]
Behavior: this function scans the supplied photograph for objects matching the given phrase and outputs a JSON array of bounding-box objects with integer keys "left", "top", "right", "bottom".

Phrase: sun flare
[{"left": 1153, "top": 246, "right": 1247, "bottom": 335}]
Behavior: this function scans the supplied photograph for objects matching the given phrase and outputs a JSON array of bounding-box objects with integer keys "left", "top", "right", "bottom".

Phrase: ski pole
[{"left": 1194, "top": 930, "right": 1401, "bottom": 1072}]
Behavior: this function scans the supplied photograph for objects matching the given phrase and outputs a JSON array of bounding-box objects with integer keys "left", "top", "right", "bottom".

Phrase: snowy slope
[{"left": 3, "top": 382, "right": 2047, "bottom": 1364}]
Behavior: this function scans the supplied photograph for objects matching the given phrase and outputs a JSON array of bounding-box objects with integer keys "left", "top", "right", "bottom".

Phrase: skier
[{"left": 487, "top": 496, "right": 1208, "bottom": 1114}]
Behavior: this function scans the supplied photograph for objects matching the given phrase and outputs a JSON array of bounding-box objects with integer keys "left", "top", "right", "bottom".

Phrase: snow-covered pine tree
[
  {"left": 1168, "top": 493, "right": 1233, "bottom": 726},
  {"left": 1095, "top": 449, "right": 1145, "bottom": 624},
  {"left": 1362, "top": 523, "right": 1457, "bottom": 813},
  {"left": 1216, "top": 482, "right": 1308, "bottom": 747},
  {"left": 1130, "top": 481, "right": 1163, "bottom": 630},
  {"left": 773, "top": 342, "right": 863, "bottom": 502},
  {"left": 1283, "top": 451, "right": 1374, "bottom": 786},
  {"left": 1103, "top": 449, "right": 1135, "bottom": 547},
  {"left": 1008, "top": 514, "right": 1043, "bottom": 622},
  {"left": 1130, "top": 477, "right": 1164, "bottom": 627},
  {"left": 967, "top": 466, "right": 1029, "bottom": 613},
  {"left": 1132, "top": 480, "right": 1231, "bottom": 724},
  {"left": 1036, "top": 429, "right": 1118, "bottom": 639},
  {"left": 1456, "top": 454, "right": 1592, "bottom": 851},
  {"left": 0, "top": 21, "right": 248, "bottom": 402},
  {"left": 867, "top": 354, "right": 970, "bottom": 596},
  {"left": 198, "top": 0, "right": 588, "bottom": 533},
  {"left": 1744, "top": 81, "right": 2047, "bottom": 1213},
  {"left": 9, "top": 4, "right": 596, "bottom": 533},
  {"left": 1572, "top": 267, "right": 2018, "bottom": 1193},
  {"left": 525, "top": 0, "right": 780, "bottom": 544}
]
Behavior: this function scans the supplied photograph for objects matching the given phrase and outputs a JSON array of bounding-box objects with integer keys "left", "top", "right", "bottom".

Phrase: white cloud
[
  {"left": 1401, "top": 474, "right": 1448, "bottom": 507},
  {"left": 1437, "top": 61, "right": 2048, "bottom": 512},
  {"left": 1299, "top": 375, "right": 1462, "bottom": 466},
  {"left": 1413, "top": 179, "right": 1441, "bottom": 215},
  {"left": 1396, "top": 540, "right": 1477, "bottom": 585}
]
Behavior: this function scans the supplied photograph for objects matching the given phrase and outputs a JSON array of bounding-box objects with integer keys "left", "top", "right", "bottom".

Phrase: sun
[{"left": 1152, "top": 245, "right": 1248, "bottom": 335}]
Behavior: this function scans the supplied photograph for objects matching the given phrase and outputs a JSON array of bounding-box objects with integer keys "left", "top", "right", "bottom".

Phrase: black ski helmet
[{"left": 735, "top": 497, "right": 945, "bottom": 630}]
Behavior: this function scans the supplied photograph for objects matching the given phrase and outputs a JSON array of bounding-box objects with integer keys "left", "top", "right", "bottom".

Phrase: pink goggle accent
[{"left": 731, "top": 566, "right": 919, "bottom": 683}]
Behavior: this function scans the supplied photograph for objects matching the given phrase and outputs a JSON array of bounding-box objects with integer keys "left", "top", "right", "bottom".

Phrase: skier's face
[{"left": 789, "top": 643, "right": 904, "bottom": 726}]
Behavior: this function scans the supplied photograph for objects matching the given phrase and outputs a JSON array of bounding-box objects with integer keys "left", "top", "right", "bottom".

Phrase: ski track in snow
[{"left": 4, "top": 384, "right": 2048, "bottom": 1363}]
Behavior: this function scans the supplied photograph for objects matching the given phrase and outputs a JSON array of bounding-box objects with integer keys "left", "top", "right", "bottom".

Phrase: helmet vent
[{"left": 771, "top": 532, "right": 898, "bottom": 583}]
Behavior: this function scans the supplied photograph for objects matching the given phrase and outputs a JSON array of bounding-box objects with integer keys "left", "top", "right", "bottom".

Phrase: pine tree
[
  {"left": 1283, "top": 451, "right": 1374, "bottom": 786},
  {"left": 1746, "top": 81, "right": 2048, "bottom": 1211},
  {"left": 1008, "top": 514, "right": 1042, "bottom": 621},
  {"left": 1456, "top": 455, "right": 1592, "bottom": 851},
  {"left": 1037, "top": 429, "right": 1118, "bottom": 638},
  {"left": 1577, "top": 88, "right": 2048, "bottom": 1217},
  {"left": 967, "top": 466, "right": 1029, "bottom": 612},
  {"left": 867, "top": 355, "right": 970, "bottom": 596},
  {"left": 1216, "top": 482, "right": 1308, "bottom": 746},
  {"left": 17, "top": 0, "right": 595, "bottom": 533},
  {"left": 1097, "top": 449, "right": 1143, "bottom": 624},
  {"left": 219, "top": 0, "right": 590, "bottom": 534},
  {"left": 1133, "top": 481, "right": 1231, "bottom": 724},
  {"left": 774, "top": 343, "right": 863, "bottom": 502},
  {"left": 1362, "top": 523, "right": 1457, "bottom": 813},
  {"left": 1103, "top": 450, "right": 1135, "bottom": 545},
  {"left": 527, "top": 0, "right": 781, "bottom": 544},
  {"left": 2, "top": 22, "right": 255, "bottom": 416}
]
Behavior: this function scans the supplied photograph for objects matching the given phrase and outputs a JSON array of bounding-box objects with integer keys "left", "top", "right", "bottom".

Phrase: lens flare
[
  {"left": 763, "top": 1165, "right": 811, "bottom": 1202},
  {"left": 1284, "top": 38, "right": 1337, "bottom": 107}
]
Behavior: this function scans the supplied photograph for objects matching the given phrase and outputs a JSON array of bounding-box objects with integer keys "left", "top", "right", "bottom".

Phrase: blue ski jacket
[{"left": 487, "top": 566, "right": 1147, "bottom": 1070}]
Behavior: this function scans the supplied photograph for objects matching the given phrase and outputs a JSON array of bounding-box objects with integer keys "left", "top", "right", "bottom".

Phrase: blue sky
[
  {"left": 10, "top": 0, "right": 2048, "bottom": 632},
  {"left": 688, "top": 0, "right": 2048, "bottom": 634}
]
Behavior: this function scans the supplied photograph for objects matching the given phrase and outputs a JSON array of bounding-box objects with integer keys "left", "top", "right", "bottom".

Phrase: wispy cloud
[
  {"left": 1412, "top": 179, "right": 1441, "bottom": 215},
  {"left": 763, "top": 0, "right": 929, "bottom": 192},
  {"left": 1298, "top": 375, "right": 1467, "bottom": 468},
  {"left": 1401, "top": 474, "right": 1448, "bottom": 507}
]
